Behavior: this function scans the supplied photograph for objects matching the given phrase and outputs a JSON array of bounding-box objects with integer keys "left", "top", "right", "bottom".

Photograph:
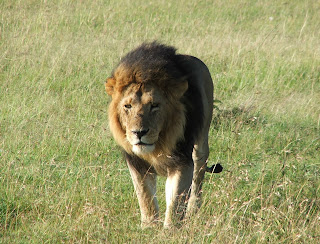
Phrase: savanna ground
[{"left": 1, "top": 0, "right": 319, "bottom": 243}]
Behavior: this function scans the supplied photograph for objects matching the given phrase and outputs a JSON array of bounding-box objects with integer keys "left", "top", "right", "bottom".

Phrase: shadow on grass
[{"left": 211, "top": 104, "right": 267, "bottom": 131}]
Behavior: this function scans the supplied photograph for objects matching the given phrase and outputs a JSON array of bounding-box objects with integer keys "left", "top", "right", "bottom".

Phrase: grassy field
[{"left": 1, "top": 0, "right": 319, "bottom": 242}]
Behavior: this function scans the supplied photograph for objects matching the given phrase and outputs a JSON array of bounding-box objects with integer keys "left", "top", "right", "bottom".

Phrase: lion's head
[{"left": 105, "top": 43, "right": 189, "bottom": 158}]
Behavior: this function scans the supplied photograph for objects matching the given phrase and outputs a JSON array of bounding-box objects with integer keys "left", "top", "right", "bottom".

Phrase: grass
[{"left": 1, "top": 0, "right": 319, "bottom": 242}]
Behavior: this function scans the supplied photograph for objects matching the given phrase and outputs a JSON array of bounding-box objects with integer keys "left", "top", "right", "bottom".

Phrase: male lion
[{"left": 105, "top": 42, "right": 221, "bottom": 228}]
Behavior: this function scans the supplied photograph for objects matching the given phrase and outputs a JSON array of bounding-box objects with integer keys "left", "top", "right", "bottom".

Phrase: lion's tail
[{"left": 206, "top": 163, "right": 223, "bottom": 173}]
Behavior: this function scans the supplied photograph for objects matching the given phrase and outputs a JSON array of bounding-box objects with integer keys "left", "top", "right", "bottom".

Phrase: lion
[{"left": 105, "top": 42, "right": 222, "bottom": 228}]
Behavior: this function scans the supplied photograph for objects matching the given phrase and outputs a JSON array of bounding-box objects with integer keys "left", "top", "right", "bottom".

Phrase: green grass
[{"left": 1, "top": 0, "right": 319, "bottom": 242}]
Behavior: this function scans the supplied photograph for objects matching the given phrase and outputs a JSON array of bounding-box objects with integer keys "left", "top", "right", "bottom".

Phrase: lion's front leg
[
  {"left": 164, "top": 165, "right": 193, "bottom": 228},
  {"left": 126, "top": 156, "right": 159, "bottom": 228}
]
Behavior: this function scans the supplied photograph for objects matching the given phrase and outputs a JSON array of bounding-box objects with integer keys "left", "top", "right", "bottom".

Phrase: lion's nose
[{"left": 132, "top": 129, "right": 149, "bottom": 139}]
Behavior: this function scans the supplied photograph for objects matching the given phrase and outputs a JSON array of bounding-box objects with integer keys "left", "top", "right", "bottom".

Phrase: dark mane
[
  {"left": 120, "top": 42, "right": 177, "bottom": 67},
  {"left": 114, "top": 42, "right": 185, "bottom": 84}
]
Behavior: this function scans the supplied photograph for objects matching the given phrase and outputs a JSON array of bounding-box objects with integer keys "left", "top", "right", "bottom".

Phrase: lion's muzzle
[
  {"left": 132, "top": 129, "right": 149, "bottom": 139},
  {"left": 128, "top": 129, "right": 157, "bottom": 155}
]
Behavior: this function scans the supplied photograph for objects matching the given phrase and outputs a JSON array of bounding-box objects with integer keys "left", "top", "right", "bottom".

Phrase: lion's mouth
[
  {"left": 136, "top": 142, "right": 154, "bottom": 146},
  {"left": 132, "top": 142, "right": 155, "bottom": 154}
]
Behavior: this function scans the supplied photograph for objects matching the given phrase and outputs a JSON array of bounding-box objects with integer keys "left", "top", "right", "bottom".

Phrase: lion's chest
[{"left": 139, "top": 153, "right": 174, "bottom": 176}]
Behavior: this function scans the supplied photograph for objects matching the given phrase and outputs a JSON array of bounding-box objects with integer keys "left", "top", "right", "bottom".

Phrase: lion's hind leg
[{"left": 186, "top": 139, "right": 209, "bottom": 217}]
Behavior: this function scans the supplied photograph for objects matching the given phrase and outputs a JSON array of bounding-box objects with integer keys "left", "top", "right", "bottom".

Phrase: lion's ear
[
  {"left": 169, "top": 80, "right": 188, "bottom": 99},
  {"left": 105, "top": 77, "right": 116, "bottom": 95}
]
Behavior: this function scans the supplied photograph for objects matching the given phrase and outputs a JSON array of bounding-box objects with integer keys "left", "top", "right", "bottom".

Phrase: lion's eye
[
  {"left": 151, "top": 103, "right": 159, "bottom": 111},
  {"left": 124, "top": 104, "right": 132, "bottom": 109}
]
